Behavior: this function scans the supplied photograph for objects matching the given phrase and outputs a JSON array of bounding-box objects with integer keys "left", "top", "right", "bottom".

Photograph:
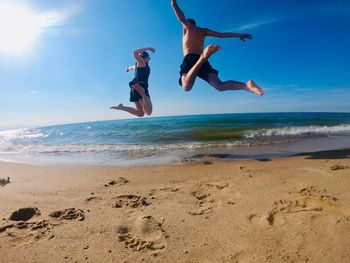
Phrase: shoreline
[
  {"left": 1, "top": 149, "right": 349, "bottom": 262},
  {"left": 1, "top": 133, "right": 350, "bottom": 168}
]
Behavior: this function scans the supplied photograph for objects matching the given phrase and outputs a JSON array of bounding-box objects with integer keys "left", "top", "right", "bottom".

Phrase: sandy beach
[{"left": 0, "top": 150, "right": 350, "bottom": 263}]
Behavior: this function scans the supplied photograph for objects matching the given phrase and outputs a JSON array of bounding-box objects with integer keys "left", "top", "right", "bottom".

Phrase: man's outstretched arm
[
  {"left": 205, "top": 29, "right": 252, "bottom": 41},
  {"left": 171, "top": 0, "right": 192, "bottom": 28}
]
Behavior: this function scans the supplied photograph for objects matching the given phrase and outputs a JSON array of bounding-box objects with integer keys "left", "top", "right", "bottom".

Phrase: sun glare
[
  {"left": 0, "top": 2, "right": 69, "bottom": 57},
  {"left": 0, "top": 2, "right": 41, "bottom": 56}
]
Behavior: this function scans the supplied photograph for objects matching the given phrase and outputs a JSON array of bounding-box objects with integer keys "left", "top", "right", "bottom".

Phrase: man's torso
[{"left": 182, "top": 26, "right": 206, "bottom": 56}]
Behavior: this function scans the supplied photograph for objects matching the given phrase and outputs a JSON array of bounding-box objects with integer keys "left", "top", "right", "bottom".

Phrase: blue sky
[{"left": 0, "top": 0, "right": 349, "bottom": 129}]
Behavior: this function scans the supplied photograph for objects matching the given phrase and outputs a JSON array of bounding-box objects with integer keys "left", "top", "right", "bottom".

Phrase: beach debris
[
  {"left": 113, "top": 195, "right": 150, "bottom": 208},
  {"left": 49, "top": 208, "right": 85, "bottom": 221},
  {"left": 104, "top": 177, "right": 129, "bottom": 187},
  {"left": 0, "top": 177, "right": 10, "bottom": 187},
  {"left": 9, "top": 207, "right": 41, "bottom": 221}
]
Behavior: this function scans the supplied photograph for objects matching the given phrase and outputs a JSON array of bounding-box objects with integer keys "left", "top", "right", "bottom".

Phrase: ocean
[{"left": 1, "top": 112, "right": 350, "bottom": 166}]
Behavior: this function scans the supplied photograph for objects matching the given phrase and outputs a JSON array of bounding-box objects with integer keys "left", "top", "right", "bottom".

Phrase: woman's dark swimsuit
[
  {"left": 178, "top": 54, "right": 218, "bottom": 86},
  {"left": 129, "top": 63, "right": 150, "bottom": 102}
]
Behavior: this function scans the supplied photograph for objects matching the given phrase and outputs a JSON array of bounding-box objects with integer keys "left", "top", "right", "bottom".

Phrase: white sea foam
[
  {"left": 245, "top": 124, "right": 350, "bottom": 138},
  {"left": 0, "top": 141, "right": 251, "bottom": 154}
]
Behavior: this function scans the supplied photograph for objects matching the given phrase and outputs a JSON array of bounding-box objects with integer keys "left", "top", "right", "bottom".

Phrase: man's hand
[
  {"left": 125, "top": 66, "right": 129, "bottom": 72},
  {"left": 239, "top": 34, "right": 252, "bottom": 41},
  {"left": 148, "top": 47, "right": 156, "bottom": 54}
]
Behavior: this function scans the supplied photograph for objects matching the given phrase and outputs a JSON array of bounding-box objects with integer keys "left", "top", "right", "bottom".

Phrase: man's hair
[
  {"left": 140, "top": 51, "right": 149, "bottom": 58},
  {"left": 186, "top": 18, "right": 196, "bottom": 26}
]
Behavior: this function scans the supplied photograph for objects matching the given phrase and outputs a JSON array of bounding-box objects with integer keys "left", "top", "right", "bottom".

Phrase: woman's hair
[{"left": 140, "top": 51, "right": 149, "bottom": 58}]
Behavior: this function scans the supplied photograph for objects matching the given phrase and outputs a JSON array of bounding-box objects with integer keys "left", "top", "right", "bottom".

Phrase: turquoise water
[{"left": 1, "top": 113, "right": 350, "bottom": 166}]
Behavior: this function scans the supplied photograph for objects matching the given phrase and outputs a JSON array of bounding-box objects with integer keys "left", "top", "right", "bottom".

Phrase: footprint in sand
[
  {"left": 116, "top": 215, "right": 166, "bottom": 252},
  {"left": 0, "top": 220, "right": 54, "bottom": 241},
  {"left": 148, "top": 186, "right": 179, "bottom": 198},
  {"left": 0, "top": 207, "right": 54, "bottom": 241},
  {"left": 247, "top": 187, "right": 350, "bottom": 262},
  {"left": 1, "top": 207, "right": 85, "bottom": 242},
  {"left": 247, "top": 213, "right": 270, "bottom": 227},
  {"left": 189, "top": 182, "right": 228, "bottom": 216},
  {"left": 331, "top": 162, "right": 350, "bottom": 171},
  {"left": 49, "top": 208, "right": 85, "bottom": 221},
  {"left": 250, "top": 186, "right": 350, "bottom": 227},
  {"left": 9, "top": 207, "right": 41, "bottom": 221},
  {"left": 104, "top": 177, "right": 129, "bottom": 187},
  {"left": 113, "top": 195, "right": 150, "bottom": 208}
]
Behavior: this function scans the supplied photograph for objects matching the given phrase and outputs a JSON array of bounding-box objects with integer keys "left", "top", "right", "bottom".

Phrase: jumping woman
[{"left": 111, "top": 47, "right": 155, "bottom": 117}]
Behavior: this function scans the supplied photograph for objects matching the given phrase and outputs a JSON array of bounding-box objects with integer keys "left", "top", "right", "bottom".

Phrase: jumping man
[
  {"left": 171, "top": 0, "right": 264, "bottom": 96},
  {"left": 111, "top": 47, "right": 155, "bottom": 117}
]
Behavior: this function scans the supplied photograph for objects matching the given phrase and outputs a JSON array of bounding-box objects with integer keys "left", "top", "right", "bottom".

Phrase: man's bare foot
[
  {"left": 202, "top": 44, "right": 220, "bottom": 60},
  {"left": 246, "top": 80, "right": 265, "bottom": 96},
  {"left": 110, "top": 103, "right": 123, "bottom": 110}
]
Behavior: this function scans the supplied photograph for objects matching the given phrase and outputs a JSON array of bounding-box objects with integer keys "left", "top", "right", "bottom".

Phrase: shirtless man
[{"left": 171, "top": 0, "right": 264, "bottom": 96}]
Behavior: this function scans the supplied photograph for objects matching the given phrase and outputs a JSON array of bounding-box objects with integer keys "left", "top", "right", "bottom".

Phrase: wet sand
[{"left": 0, "top": 149, "right": 350, "bottom": 263}]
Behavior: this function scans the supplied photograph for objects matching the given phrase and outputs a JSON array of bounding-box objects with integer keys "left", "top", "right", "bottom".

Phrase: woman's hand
[{"left": 148, "top": 47, "right": 156, "bottom": 54}]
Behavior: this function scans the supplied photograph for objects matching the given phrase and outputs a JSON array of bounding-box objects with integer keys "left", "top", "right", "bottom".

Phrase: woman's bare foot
[
  {"left": 202, "top": 44, "right": 221, "bottom": 60},
  {"left": 110, "top": 103, "right": 123, "bottom": 110},
  {"left": 246, "top": 80, "right": 264, "bottom": 96}
]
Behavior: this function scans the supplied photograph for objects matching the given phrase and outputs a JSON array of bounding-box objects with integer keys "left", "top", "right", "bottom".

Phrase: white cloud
[
  {"left": 38, "top": 5, "right": 81, "bottom": 28},
  {"left": 236, "top": 19, "right": 278, "bottom": 31}
]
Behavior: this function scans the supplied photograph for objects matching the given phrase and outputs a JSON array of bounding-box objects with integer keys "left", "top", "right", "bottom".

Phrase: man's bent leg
[
  {"left": 208, "top": 73, "right": 246, "bottom": 92},
  {"left": 182, "top": 44, "right": 220, "bottom": 92},
  {"left": 208, "top": 74, "right": 264, "bottom": 96}
]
